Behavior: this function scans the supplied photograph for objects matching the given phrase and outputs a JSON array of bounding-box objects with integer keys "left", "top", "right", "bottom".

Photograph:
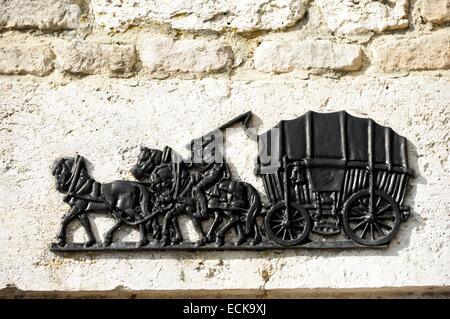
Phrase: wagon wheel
[
  {"left": 265, "top": 202, "right": 311, "bottom": 246},
  {"left": 343, "top": 190, "right": 401, "bottom": 246}
]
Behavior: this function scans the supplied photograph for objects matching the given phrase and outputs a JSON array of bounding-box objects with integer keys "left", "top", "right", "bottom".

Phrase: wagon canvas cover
[{"left": 257, "top": 111, "right": 409, "bottom": 175}]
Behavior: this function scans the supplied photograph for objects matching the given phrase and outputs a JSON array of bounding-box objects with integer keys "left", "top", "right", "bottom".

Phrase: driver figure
[{"left": 187, "top": 131, "right": 231, "bottom": 219}]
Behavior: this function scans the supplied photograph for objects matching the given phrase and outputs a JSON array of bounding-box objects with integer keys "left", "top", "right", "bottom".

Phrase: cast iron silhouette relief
[{"left": 51, "top": 111, "right": 413, "bottom": 252}]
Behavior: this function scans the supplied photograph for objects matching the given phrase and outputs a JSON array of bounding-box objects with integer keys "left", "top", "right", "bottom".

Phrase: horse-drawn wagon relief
[{"left": 50, "top": 111, "right": 413, "bottom": 252}]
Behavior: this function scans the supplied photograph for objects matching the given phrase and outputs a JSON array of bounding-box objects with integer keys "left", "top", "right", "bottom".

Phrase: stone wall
[{"left": 0, "top": 0, "right": 449, "bottom": 297}]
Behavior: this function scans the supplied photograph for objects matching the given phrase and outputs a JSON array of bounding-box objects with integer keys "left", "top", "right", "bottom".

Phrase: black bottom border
[{"left": 0, "top": 298, "right": 446, "bottom": 318}]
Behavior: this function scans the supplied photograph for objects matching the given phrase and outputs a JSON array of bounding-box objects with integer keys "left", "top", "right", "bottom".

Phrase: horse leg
[
  {"left": 56, "top": 206, "right": 81, "bottom": 247},
  {"left": 104, "top": 220, "right": 124, "bottom": 247},
  {"left": 234, "top": 220, "right": 245, "bottom": 246},
  {"left": 170, "top": 216, "right": 182, "bottom": 244},
  {"left": 160, "top": 210, "right": 173, "bottom": 246},
  {"left": 251, "top": 224, "right": 262, "bottom": 246},
  {"left": 137, "top": 222, "right": 149, "bottom": 247},
  {"left": 206, "top": 211, "right": 222, "bottom": 243},
  {"left": 151, "top": 217, "right": 161, "bottom": 240},
  {"left": 184, "top": 205, "right": 207, "bottom": 246},
  {"left": 215, "top": 212, "right": 238, "bottom": 247},
  {"left": 78, "top": 213, "right": 96, "bottom": 247}
]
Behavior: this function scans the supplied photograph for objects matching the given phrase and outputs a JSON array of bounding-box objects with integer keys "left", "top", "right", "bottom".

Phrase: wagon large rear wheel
[
  {"left": 265, "top": 202, "right": 311, "bottom": 246},
  {"left": 343, "top": 190, "right": 401, "bottom": 246}
]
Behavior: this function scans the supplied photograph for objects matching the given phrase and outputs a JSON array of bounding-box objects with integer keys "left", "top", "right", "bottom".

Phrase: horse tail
[{"left": 244, "top": 182, "right": 261, "bottom": 235}]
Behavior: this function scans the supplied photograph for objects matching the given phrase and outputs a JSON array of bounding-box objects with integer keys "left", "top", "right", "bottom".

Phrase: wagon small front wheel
[
  {"left": 343, "top": 190, "right": 401, "bottom": 246},
  {"left": 265, "top": 202, "right": 311, "bottom": 246}
]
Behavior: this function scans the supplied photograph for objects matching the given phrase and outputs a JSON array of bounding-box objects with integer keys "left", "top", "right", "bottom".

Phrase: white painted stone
[
  {"left": 371, "top": 31, "right": 450, "bottom": 72},
  {"left": 0, "top": 0, "right": 81, "bottom": 30},
  {"left": 91, "top": 0, "right": 310, "bottom": 32},
  {"left": 420, "top": 0, "right": 450, "bottom": 24},
  {"left": 254, "top": 40, "right": 363, "bottom": 73},
  {"left": 0, "top": 44, "right": 54, "bottom": 76},
  {"left": 140, "top": 37, "right": 234, "bottom": 74},
  {"left": 0, "top": 76, "right": 449, "bottom": 292},
  {"left": 316, "top": 0, "right": 409, "bottom": 35},
  {"left": 54, "top": 41, "right": 136, "bottom": 77}
]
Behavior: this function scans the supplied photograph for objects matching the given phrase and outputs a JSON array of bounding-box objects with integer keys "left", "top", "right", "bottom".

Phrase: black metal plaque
[{"left": 50, "top": 111, "right": 412, "bottom": 252}]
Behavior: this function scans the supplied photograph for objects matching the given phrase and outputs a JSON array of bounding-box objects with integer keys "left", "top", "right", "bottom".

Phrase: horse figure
[
  {"left": 132, "top": 146, "right": 262, "bottom": 246},
  {"left": 53, "top": 155, "right": 156, "bottom": 247}
]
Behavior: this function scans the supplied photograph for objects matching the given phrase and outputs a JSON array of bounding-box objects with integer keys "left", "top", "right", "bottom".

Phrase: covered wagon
[{"left": 256, "top": 111, "right": 412, "bottom": 247}]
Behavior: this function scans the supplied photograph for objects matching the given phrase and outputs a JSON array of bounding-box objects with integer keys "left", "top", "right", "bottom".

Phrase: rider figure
[{"left": 187, "top": 130, "right": 231, "bottom": 219}]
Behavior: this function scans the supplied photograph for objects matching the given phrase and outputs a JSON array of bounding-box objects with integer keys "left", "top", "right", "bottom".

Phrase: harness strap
[{"left": 64, "top": 155, "right": 83, "bottom": 202}]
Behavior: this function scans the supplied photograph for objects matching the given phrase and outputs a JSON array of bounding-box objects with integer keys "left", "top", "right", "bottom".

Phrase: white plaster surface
[{"left": 0, "top": 75, "right": 449, "bottom": 292}]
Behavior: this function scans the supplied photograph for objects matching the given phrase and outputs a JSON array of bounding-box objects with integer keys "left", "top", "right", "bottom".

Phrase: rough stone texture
[
  {"left": 91, "top": 0, "right": 310, "bottom": 32},
  {"left": 0, "top": 44, "right": 54, "bottom": 76},
  {"left": 0, "top": 0, "right": 81, "bottom": 30},
  {"left": 371, "top": 31, "right": 450, "bottom": 72},
  {"left": 54, "top": 41, "right": 136, "bottom": 77},
  {"left": 316, "top": 0, "right": 409, "bottom": 35},
  {"left": 0, "top": 75, "right": 449, "bottom": 292},
  {"left": 420, "top": 0, "right": 450, "bottom": 24},
  {"left": 254, "top": 40, "right": 363, "bottom": 73},
  {"left": 140, "top": 37, "right": 234, "bottom": 74}
]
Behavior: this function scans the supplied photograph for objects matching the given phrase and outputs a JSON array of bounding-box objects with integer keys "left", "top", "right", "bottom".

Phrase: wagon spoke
[
  {"left": 282, "top": 229, "right": 287, "bottom": 240},
  {"left": 287, "top": 229, "right": 294, "bottom": 240},
  {"left": 376, "top": 221, "right": 392, "bottom": 231},
  {"left": 271, "top": 218, "right": 283, "bottom": 226},
  {"left": 358, "top": 199, "right": 369, "bottom": 212},
  {"left": 292, "top": 217, "right": 305, "bottom": 223},
  {"left": 351, "top": 220, "right": 366, "bottom": 232},
  {"left": 376, "top": 204, "right": 391, "bottom": 215},
  {"left": 272, "top": 223, "right": 283, "bottom": 230},
  {"left": 275, "top": 227, "right": 284, "bottom": 236},
  {"left": 374, "top": 196, "right": 383, "bottom": 210},
  {"left": 292, "top": 229, "right": 297, "bottom": 239},
  {"left": 351, "top": 207, "right": 366, "bottom": 215},
  {"left": 349, "top": 216, "right": 366, "bottom": 221},
  {"left": 361, "top": 223, "right": 369, "bottom": 239},
  {"left": 370, "top": 224, "right": 375, "bottom": 240},
  {"left": 275, "top": 211, "right": 284, "bottom": 219},
  {"left": 373, "top": 223, "right": 386, "bottom": 237},
  {"left": 376, "top": 213, "right": 395, "bottom": 219}
]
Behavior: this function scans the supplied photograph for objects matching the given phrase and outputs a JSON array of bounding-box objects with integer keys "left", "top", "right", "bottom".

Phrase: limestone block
[
  {"left": 0, "top": 0, "right": 81, "bottom": 30},
  {"left": 420, "top": 0, "right": 450, "bottom": 24},
  {"left": 91, "top": 0, "right": 310, "bottom": 32},
  {"left": 55, "top": 41, "right": 136, "bottom": 77},
  {"left": 140, "top": 37, "right": 234, "bottom": 74},
  {"left": 371, "top": 31, "right": 450, "bottom": 72},
  {"left": 254, "top": 39, "right": 363, "bottom": 73},
  {"left": 316, "top": 0, "right": 409, "bottom": 35},
  {"left": 0, "top": 44, "right": 54, "bottom": 76}
]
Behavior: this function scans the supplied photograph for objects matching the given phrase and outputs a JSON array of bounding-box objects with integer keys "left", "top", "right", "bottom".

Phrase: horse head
[
  {"left": 52, "top": 157, "right": 77, "bottom": 193},
  {"left": 131, "top": 146, "right": 163, "bottom": 181}
]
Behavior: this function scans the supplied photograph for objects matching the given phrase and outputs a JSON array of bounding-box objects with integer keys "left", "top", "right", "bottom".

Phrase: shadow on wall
[{"left": 58, "top": 117, "right": 424, "bottom": 262}]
